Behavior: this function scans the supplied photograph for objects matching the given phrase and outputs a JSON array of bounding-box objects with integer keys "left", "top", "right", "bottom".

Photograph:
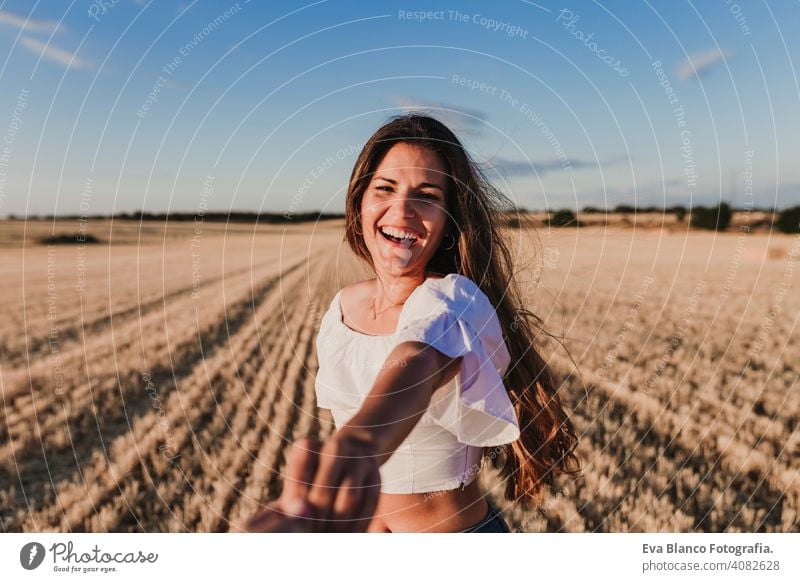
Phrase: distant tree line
[
  {"left": 10, "top": 210, "right": 346, "bottom": 224},
  {"left": 39, "top": 233, "right": 101, "bottom": 245},
  {"left": 9, "top": 205, "right": 800, "bottom": 233},
  {"left": 688, "top": 203, "right": 733, "bottom": 231},
  {"left": 503, "top": 203, "right": 800, "bottom": 233},
  {"left": 547, "top": 209, "right": 580, "bottom": 227},
  {"left": 776, "top": 206, "right": 800, "bottom": 233},
  {"left": 116, "top": 210, "right": 346, "bottom": 223},
  {"left": 581, "top": 204, "right": 689, "bottom": 219}
]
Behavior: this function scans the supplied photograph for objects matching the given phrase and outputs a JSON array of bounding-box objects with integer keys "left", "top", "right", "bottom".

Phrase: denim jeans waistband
[{"left": 457, "top": 501, "right": 509, "bottom": 533}]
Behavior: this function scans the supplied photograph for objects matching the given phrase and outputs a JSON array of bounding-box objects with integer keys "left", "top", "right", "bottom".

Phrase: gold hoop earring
[{"left": 443, "top": 231, "right": 457, "bottom": 251}]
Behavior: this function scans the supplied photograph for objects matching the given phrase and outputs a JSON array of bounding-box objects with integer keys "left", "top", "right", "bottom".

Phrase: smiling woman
[
  {"left": 360, "top": 142, "right": 450, "bottom": 288},
  {"left": 294, "top": 114, "right": 582, "bottom": 533}
]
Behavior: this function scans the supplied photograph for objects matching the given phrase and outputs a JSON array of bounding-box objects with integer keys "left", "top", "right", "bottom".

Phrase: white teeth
[{"left": 380, "top": 226, "right": 418, "bottom": 242}]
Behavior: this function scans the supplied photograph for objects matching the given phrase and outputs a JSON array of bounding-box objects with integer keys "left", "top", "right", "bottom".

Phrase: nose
[{"left": 385, "top": 193, "right": 417, "bottom": 219}]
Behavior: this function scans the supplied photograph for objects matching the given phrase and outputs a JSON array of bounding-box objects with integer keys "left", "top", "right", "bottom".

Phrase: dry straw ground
[{"left": 0, "top": 218, "right": 797, "bottom": 532}]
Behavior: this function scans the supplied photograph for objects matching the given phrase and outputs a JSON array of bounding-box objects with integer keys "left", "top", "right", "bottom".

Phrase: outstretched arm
[
  {"left": 307, "top": 341, "right": 462, "bottom": 523},
  {"left": 342, "top": 341, "right": 461, "bottom": 462}
]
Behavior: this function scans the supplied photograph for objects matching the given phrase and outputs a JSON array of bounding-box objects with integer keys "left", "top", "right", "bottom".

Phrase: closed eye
[{"left": 373, "top": 185, "right": 441, "bottom": 200}]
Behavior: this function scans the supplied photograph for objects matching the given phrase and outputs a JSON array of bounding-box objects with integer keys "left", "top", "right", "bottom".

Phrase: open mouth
[{"left": 378, "top": 225, "right": 421, "bottom": 247}]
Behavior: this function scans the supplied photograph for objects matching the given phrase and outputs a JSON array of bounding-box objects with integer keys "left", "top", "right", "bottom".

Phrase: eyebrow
[{"left": 375, "top": 176, "right": 445, "bottom": 191}]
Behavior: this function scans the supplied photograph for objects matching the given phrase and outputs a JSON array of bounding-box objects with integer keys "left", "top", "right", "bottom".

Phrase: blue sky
[{"left": 0, "top": 0, "right": 798, "bottom": 217}]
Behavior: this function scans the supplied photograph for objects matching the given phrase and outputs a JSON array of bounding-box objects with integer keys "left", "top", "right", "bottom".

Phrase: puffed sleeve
[
  {"left": 393, "top": 274, "right": 520, "bottom": 447},
  {"left": 313, "top": 291, "right": 342, "bottom": 410}
]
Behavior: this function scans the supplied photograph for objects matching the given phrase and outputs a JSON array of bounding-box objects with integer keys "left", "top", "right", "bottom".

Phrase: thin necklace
[
  {"left": 369, "top": 293, "right": 405, "bottom": 320},
  {"left": 370, "top": 274, "right": 427, "bottom": 320}
]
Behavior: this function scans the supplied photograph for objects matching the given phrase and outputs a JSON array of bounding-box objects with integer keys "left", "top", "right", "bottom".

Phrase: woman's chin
[{"left": 374, "top": 248, "right": 424, "bottom": 276}]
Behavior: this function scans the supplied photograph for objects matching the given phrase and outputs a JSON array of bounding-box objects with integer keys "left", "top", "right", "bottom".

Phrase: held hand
[
  {"left": 238, "top": 498, "right": 315, "bottom": 533},
  {"left": 239, "top": 436, "right": 321, "bottom": 533},
  {"left": 240, "top": 434, "right": 381, "bottom": 532},
  {"left": 307, "top": 428, "right": 382, "bottom": 532}
]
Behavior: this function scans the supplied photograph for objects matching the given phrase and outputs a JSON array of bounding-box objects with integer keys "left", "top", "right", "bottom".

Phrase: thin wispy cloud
[
  {"left": 19, "top": 37, "right": 95, "bottom": 70},
  {"left": 386, "top": 96, "right": 489, "bottom": 133},
  {"left": 0, "top": 9, "right": 62, "bottom": 33},
  {"left": 676, "top": 48, "right": 733, "bottom": 81},
  {"left": 492, "top": 154, "right": 628, "bottom": 177}
]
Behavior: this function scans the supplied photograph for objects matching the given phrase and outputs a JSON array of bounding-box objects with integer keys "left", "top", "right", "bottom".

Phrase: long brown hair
[{"left": 344, "top": 113, "right": 581, "bottom": 507}]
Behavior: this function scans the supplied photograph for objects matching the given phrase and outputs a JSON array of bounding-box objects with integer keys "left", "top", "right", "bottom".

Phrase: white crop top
[{"left": 314, "top": 273, "right": 520, "bottom": 494}]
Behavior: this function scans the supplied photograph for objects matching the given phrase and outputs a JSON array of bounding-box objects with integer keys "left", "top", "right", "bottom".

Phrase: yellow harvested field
[{"left": 0, "top": 219, "right": 797, "bottom": 532}]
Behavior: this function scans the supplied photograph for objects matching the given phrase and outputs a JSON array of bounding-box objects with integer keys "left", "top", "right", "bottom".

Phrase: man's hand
[
  {"left": 239, "top": 436, "right": 321, "bottom": 532},
  {"left": 306, "top": 428, "right": 382, "bottom": 532},
  {"left": 239, "top": 434, "right": 381, "bottom": 533}
]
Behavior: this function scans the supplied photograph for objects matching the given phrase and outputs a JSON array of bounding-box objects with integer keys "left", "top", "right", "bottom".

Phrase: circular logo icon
[{"left": 20, "top": 542, "right": 46, "bottom": 570}]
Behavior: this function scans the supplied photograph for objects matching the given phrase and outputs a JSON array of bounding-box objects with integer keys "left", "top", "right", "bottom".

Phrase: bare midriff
[{"left": 366, "top": 478, "right": 489, "bottom": 532}]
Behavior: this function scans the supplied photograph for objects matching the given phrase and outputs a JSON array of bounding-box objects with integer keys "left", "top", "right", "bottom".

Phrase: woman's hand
[{"left": 307, "top": 427, "right": 382, "bottom": 532}]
